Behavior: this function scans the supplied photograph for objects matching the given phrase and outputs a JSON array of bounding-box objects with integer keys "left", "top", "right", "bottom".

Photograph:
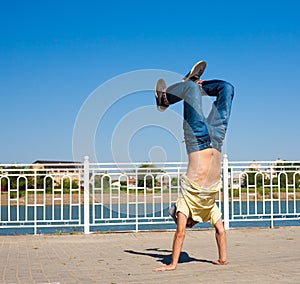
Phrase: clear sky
[{"left": 1, "top": 0, "right": 300, "bottom": 164}]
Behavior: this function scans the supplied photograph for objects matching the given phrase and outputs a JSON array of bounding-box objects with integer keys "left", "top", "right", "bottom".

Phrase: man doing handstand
[{"left": 153, "top": 60, "right": 234, "bottom": 271}]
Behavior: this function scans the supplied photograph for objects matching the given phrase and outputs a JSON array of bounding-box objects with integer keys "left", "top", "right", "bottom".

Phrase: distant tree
[
  {"left": 93, "top": 173, "right": 110, "bottom": 190},
  {"left": 137, "top": 164, "right": 163, "bottom": 189},
  {"left": 242, "top": 168, "right": 263, "bottom": 188},
  {"left": 272, "top": 161, "right": 300, "bottom": 189}
]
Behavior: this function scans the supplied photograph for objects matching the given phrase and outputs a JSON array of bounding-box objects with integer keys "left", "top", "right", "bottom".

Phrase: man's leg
[
  {"left": 213, "top": 218, "right": 228, "bottom": 265},
  {"left": 201, "top": 80, "right": 234, "bottom": 151},
  {"left": 166, "top": 80, "right": 211, "bottom": 154},
  {"left": 160, "top": 79, "right": 234, "bottom": 153},
  {"left": 153, "top": 212, "right": 187, "bottom": 271}
]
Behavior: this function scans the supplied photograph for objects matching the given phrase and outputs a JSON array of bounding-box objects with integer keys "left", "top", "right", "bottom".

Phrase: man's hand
[
  {"left": 153, "top": 264, "right": 176, "bottom": 272},
  {"left": 195, "top": 79, "right": 205, "bottom": 87}
]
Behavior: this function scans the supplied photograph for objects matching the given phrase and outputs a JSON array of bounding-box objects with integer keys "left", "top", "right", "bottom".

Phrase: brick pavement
[{"left": 0, "top": 226, "right": 300, "bottom": 283}]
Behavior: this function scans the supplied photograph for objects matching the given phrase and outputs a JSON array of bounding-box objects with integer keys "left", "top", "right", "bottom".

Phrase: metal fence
[
  {"left": 223, "top": 156, "right": 300, "bottom": 229},
  {"left": 0, "top": 162, "right": 84, "bottom": 235},
  {"left": 0, "top": 156, "right": 299, "bottom": 235}
]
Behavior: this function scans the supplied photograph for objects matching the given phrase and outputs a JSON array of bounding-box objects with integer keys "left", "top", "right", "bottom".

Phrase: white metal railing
[
  {"left": 1, "top": 156, "right": 299, "bottom": 235},
  {"left": 86, "top": 157, "right": 190, "bottom": 234},
  {"left": 222, "top": 157, "right": 300, "bottom": 229},
  {"left": 0, "top": 162, "right": 84, "bottom": 235}
]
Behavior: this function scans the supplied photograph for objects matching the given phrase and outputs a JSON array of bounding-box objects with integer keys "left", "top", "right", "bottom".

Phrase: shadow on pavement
[{"left": 124, "top": 248, "right": 211, "bottom": 265}]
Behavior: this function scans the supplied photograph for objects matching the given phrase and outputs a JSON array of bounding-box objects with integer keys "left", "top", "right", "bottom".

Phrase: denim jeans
[{"left": 166, "top": 79, "right": 234, "bottom": 153}]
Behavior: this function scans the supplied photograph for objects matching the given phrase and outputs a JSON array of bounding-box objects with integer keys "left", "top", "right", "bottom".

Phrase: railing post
[
  {"left": 135, "top": 172, "right": 139, "bottom": 232},
  {"left": 223, "top": 154, "right": 230, "bottom": 230},
  {"left": 270, "top": 167, "right": 274, "bottom": 228},
  {"left": 84, "top": 156, "right": 90, "bottom": 234}
]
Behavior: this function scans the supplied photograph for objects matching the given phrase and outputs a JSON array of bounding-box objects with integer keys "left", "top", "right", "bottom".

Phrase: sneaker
[
  {"left": 168, "top": 205, "right": 177, "bottom": 224},
  {"left": 182, "top": 60, "right": 207, "bottom": 82},
  {"left": 155, "top": 78, "right": 168, "bottom": 112}
]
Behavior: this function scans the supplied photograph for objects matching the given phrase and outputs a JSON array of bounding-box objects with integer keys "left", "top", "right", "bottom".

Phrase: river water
[{"left": 1, "top": 201, "right": 299, "bottom": 235}]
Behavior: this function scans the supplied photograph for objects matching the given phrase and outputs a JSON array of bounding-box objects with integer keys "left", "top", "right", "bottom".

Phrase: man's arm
[{"left": 153, "top": 212, "right": 187, "bottom": 271}]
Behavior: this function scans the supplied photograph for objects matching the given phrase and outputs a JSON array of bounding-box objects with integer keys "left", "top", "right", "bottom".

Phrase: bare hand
[{"left": 153, "top": 264, "right": 176, "bottom": 272}]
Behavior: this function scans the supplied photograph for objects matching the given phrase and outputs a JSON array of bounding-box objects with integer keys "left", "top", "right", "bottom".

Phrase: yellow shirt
[{"left": 176, "top": 175, "right": 222, "bottom": 226}]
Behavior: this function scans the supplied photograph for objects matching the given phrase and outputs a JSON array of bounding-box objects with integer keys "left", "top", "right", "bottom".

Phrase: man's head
[{"left": 186, "top": 217, "right": 198, "bottom": 228}]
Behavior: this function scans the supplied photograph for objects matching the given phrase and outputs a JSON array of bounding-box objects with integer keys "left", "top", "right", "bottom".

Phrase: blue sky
[{"left": 1, "top": 0, "right": 300, "bottom": 164}]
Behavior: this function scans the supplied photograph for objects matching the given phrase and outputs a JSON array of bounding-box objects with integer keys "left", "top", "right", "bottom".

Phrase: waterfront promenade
[{"left": 0, "top": 226, "right": 299, "bottom": 283}]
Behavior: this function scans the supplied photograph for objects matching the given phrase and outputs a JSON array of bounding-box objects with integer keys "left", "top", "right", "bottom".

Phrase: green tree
[
  {"left": 137, "top": 164, "right": 163, "bottom": 189},
  {"left": 272, "top": 161, "right": 300, "bottom": 190},
  {"left": 242, "top": 168, "right": 263, "bottom": 188}
]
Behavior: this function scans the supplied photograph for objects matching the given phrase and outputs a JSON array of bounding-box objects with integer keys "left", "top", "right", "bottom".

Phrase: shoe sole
[
  {"left": 183, "top": 60, "right": 207, "bottom": 82},
  {"left": 155, "top": 78, "right": 167, "bottom": 112}
]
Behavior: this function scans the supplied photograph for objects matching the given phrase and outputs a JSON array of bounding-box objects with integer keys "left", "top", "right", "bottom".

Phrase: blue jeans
[{"left": 166, "top": 79, "right": 234, "bottom": 153}]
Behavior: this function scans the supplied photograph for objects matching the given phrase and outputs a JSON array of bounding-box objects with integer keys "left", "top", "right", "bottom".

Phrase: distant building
[
  {"left": 248, "top": 162, "right": 261, "bottom": 171},
  {"left": 32, "top": 160, "right": 81, "bottom": 187}
]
